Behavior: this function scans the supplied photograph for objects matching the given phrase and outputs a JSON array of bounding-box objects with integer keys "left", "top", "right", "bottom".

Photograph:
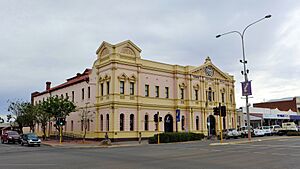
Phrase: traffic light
[
  {"left": 154, "top": 114, "right": 158, "bottom": 122},
  {"left": 159, "top": 117, "right": 162, "bottom": 122},
  {"left": 221, "top": 106, "right": 226, "bottom": 117},
  {"left": 213, "top": 107, "right": 220, "bottom": 116},
  {"left": 56, "top": 117, "right": 66, "bottom": 126}
]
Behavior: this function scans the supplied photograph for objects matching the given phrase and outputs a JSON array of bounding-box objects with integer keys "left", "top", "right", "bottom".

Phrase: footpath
[
  {"left": 42, "top": 139, "right": 148, "bottom": 148},
  {"left": 42, "top": 136, "right": 297, "bottom": 148}
]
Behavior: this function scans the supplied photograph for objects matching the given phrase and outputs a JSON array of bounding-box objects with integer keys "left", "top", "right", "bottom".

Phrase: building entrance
[
  {"left": 164, "top": 114, "right": 173, "bottom": 132},
  {"left": 207, "top": 115, "right": 216, "bottom": 136}
]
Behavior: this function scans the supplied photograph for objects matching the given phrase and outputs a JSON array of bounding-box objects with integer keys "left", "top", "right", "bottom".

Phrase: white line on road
[{"left": 0, "top": 164, "right": 57, "bottom": 166}]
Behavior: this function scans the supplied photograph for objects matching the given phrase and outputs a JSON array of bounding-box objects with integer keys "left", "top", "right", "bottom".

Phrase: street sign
[
  {"left": 176, "top": 109, "right": 180, "bottom": 122},
  {"left": 241, "top": 81, "right": 252, "bottom": 96}
]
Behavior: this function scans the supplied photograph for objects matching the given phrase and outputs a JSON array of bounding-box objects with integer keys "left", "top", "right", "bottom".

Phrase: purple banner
[{"left": 241, "top": 81, "right": 252, "bottom": 96}]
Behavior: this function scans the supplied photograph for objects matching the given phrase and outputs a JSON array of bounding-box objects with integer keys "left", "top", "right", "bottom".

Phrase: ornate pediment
[{"left": 190, "top": 56, "right": 233, "bottom": 81}]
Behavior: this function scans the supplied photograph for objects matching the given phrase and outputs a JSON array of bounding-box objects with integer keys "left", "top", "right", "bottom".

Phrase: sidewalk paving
[{"left": 42, "top": 139, "right": 148, "bottom": 148}]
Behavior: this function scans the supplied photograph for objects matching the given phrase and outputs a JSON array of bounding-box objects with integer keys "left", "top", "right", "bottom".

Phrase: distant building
[
  {"left": 31, "top": 40, "right": 237, "bottom": 141},
  {"left": 253, "top": 97, "right": 300, "bottom": 117},
  {"left": 237, "top": 107, "right": 298, "bottom": 128}
]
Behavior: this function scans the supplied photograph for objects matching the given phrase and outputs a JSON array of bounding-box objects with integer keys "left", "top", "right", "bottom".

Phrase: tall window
[
  {"left": 120, "top": 81, "right": 124, "bottom": 94},
  {"left": 180, "top": 88, "right": 184, "bottom": 99},
  {"left": 165, "top": 87, "right": 169, "bottom": 98},
  {"left": 107, "top": 81, "right": 110, "bottom": 95},
  {"left": 101, "top": 83, "right": 104, "bottom": 96},
  {"left": 100, "top": 115, "right": 103, "bottom": 131},
  {"left": 208, "top": 87, "right": 212, "bottom": 101},
  {"left": 144, "top": 115, "right": 149, "bottom": 131},
  {"left": 221, "top": 93, "right": 225, "bottom": 103},
  {"left": 145, "top": 84, "right": 149, "bottom": 97},
  {"left": 66, "top": 93, "right": 69, "bottom": 100},
  {"left": 82, "top": 88, "right": 85, "bottom": 100},
  {"left": 106, "top": 114, "right": 109, "bottom": 131},
  {"left": 195, "top": 89, "right": 199, "bottom": 100},
  {"left": 230, "top": 94, "right": 233, "bottom": 103},
  {"left": 120, "top": 114, "right": 124, "bottom": 131},
  {"left": 72, "top": 91, "right": 74, "bottom": 102},
  {"left": 61, "top": 94, "right": 64, "bottom": 99},
  {"left": 87, "top": 119, "right": 90, "bottom": 131},
  {"left": 196, "top": 116, "right": 199, "bottom": 130},
  {"left": 130, "top": 114, "right": 134, "bottom": 131},
  {"left": 155, "top": 86, "right": 159, "bottom": 97},
  {"left": 71, "top": 120, "right": 74, "bottom": 131},
  {"left": 130, "top": 82, "right": 134, "bottom": 95},
  {"left": 181, "top": 116, "right": 185, "bottom": 130},
  {"left": 88, "top": 87, "right": 91, "bottom": 99},
  {"left": 81, "top": 120, "right": 83, "bottom": 131}
]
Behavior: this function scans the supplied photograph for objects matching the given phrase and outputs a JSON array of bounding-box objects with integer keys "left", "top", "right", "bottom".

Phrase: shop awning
[{"left": 290, "top": 115, "right": 300, "bottom": 120}]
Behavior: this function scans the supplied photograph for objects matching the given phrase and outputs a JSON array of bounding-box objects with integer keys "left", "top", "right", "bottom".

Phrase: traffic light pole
[
  {"left": 157, "top": 112, "right": 160, "bottom": 144},
  {"left": 219, "top": 103, "right": 223, "bottom": 143},
  {"left": 59, "top": 126, "right": 62, "bottom": 144}
]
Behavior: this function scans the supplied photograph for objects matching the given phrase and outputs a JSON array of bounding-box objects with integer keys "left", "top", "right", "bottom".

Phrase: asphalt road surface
[{"left": 1, "top": 137, "right": 300, "bottom": 169}]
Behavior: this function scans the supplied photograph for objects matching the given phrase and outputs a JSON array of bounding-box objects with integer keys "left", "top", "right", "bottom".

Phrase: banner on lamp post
[{"left": 241, "top": 81, "right": 252, "bottom": 96}]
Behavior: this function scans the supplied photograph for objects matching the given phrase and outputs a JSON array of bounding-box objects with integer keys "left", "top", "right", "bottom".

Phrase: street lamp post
[{"left": 216, "top": 15, "right": 271, "bottom": 141}]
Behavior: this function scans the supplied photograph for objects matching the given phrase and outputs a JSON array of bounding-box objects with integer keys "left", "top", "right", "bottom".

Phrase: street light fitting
[
  {"left": 265, "top": 15, "right": 272, "bottom": 18},
  {"left": 216, "top": 34, "right": 221, "bottom": 38}
]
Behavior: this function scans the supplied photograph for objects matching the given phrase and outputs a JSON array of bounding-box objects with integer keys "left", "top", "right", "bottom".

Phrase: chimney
[{"left": 46, "top": 81, "right": 51, "bottom": 90}]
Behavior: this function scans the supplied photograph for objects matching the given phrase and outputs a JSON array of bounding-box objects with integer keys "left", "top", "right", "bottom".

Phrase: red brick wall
[{"left": 253, "top": 98, "right": 297, "bottom": 112}]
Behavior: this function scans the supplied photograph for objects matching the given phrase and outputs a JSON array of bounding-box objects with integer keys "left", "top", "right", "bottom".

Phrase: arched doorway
[
  {"left": 164, "top": 114, "right": 173, "bottom": 132},
  {"left": 207, "top": 115, "right": 216, "bottom": 136}
]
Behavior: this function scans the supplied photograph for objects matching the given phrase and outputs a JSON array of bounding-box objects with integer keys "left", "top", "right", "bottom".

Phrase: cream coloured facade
[{"left": 32, "top": 40, "right": 236, "bottom": 141}]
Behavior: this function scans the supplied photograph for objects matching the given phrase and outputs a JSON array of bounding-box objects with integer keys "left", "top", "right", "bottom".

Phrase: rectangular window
[
  {"left": 61, "top": 94, "right": 64, "bottom": 99},
  {"left": 180, "top": 88, "right": 184, "bottom": 99},
  {"left": 65, "top": 93, "right": 68, "bottom": 100},
  {"left": 230, "top": 94, "right": 233, "bottom": 103},
  {"left": 155, "top": 86, "right": 159, "bottom": 97},
  {"left": 222, "top": 93, "right": 225, "bottom": 103},
  {"left": 107, "top": 81, "right": 110, "bottom": 95},
  {"left": 145, "top": 84, "right": 149, "bottom": 97},
  {"left": 195, "top": 89, "right": 198, "bottom": 100},
  {"left": 88, "top": 87, "right": 91, "bottom": 99},
  {"left": 101, "top": 83, "right": 104, "bottom": 96},
  {"left": 120, "top": 81, "right": 124, "bottom": 94},
  {"left": 165, "top": 87, "right": 169, "bottom": 98},
  {"left": 82, "top": 88, "right": 84, "bottom": 100},
  {"left": 72, "top": 91, "right": 74, "bottom": 102},
  {"left": 130, "top": 82, "right": 134, "bottom": 95},
  {"left": 71, "top": 120, "right": 74, "bottom": 131}
]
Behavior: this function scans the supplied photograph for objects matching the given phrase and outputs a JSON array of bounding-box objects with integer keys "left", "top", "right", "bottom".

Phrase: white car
[
  {"left": 222, "top": 128, "right": 240, "bottom": 139},
  {"left": 253, "top": 129, "right": 265, "bottom": 137},
  {"left": 271, "top": 125, "right": 282, "bottom": 135},
  {"left": 260, "top": 126, "right": 272, "bottom": 136}
]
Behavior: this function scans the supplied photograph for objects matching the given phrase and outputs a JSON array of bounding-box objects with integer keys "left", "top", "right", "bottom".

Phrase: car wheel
[
  {"left": 21, "top": 142, "right": 24, "bottom": 146},
  {"left": 1, "top": 139, "right": 3, "bottom": 144},
  {"left": 37, "top": 144, "right": 40, "bottom": 147}
]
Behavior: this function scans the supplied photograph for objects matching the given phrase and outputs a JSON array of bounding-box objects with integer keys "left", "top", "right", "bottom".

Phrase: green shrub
[
  {"left": 287, "top": 131, "right": 300, "bottom": 136},
  {"left": 148, "top": 132, "right": 204, "bottom": 144}
]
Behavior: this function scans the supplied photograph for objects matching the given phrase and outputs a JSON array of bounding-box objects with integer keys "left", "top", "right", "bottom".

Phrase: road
[{"left": 1, "top": 137, "right": 300, "bottom": 169}]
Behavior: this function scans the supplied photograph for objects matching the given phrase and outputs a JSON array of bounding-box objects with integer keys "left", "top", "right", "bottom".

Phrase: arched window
[
  {"left": 181, "top": 116, "right": 185, "bottom": 130},
  {"left": 106, "top": 114, "right": 109, "bottom": 131},
  {"left": 100, "top": 115, "right": 103, "bottom": 131},
  {"left": 144, "top": 114, "right": 149, "bottom": 131},
  {"left": 120, "top": 113, "right": 124, "bottom": 131},
  {"left": 87, "top": 119, "right": 90, "bottom": 131},
  {"left": 208, "top": 87, "right": 212, "bottom": 101},
  {"left": 130, "top": 114, "right": 134, "bottom": 131},
  {"left": 196, "top": 116, "right": 199, "bottom": 130}
]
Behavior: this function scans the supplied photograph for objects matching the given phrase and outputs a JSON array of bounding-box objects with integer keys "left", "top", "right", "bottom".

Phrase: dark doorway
[
  {"left": 207, "top": 115, "right": 216, "bottom": 136},
  {"left": 164, "top": 114, "right": 173, "bottom": 132}
]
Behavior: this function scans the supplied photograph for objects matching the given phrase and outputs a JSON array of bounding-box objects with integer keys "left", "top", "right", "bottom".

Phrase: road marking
[
  {"left": 0, "top": 164, "right": 57, "bottom": 166},
  {"left": 271, "top": 153, "right": 287, "bottom": 156}
]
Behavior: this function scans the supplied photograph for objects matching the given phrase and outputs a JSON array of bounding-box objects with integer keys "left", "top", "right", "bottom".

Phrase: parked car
[
  {"left": 238, "top": 126, "right": 253, "bottom": 138},
  {"left": 1, "top": 130, "right": 21, "bottom": 144},
  {"left": 278, "top": 122, "right": 298, "bottom": 135},
  {"left": 271, "top": 125, "right": 282, "bottom": 135},
  {"left": 222, "top": 128, "right": 240, "bottom": 139},
  {"left": 20, "top": 133, "right": 41, "bottom": 147},
  {"left": 253, "top": 128, "right": 265, "bottom": 137},
  {"left": 260, "top": 126, "right": 272, "bottom": 136}
]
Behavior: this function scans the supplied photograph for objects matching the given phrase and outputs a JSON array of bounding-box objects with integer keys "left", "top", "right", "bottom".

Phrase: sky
[{"left": 1, "top": 0, "right": 300, "bottom": 116}]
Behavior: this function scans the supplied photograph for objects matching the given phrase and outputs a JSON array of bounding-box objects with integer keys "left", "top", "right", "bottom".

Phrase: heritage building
[{"left": 32, "top": 40, "right": 236, "bottom": 140}]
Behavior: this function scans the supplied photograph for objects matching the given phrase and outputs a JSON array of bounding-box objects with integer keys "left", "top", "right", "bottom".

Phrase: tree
[
  {"left": 0, "top": 116, "right": 4, "bottom": 123},
  {"left": 41, "top": 96, "right": 76, "bottom": 134},
  {"left": 79, "top": 103, "right": 94, "bottom": 142},
  {"left": 7, "top": 100, "right": 30, "bottom": 134},
  {"left": 35, "top": 104, "right": 51, "bottom": 140}
]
